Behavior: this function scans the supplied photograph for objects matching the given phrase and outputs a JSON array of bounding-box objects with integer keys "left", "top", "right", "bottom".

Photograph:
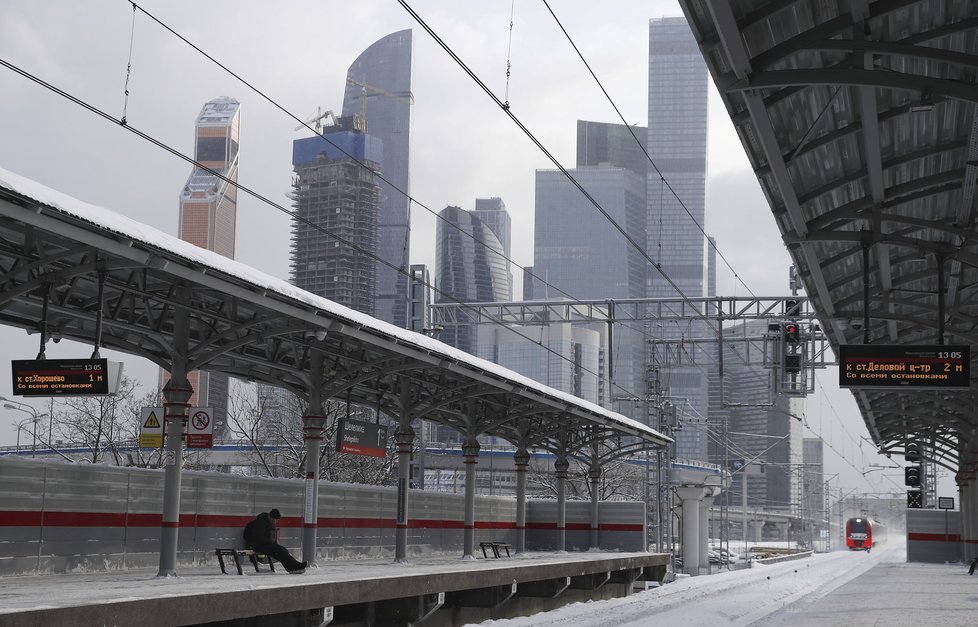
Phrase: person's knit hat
[{"left": 269, "top": 508, "right": 281, "bottom": 519}]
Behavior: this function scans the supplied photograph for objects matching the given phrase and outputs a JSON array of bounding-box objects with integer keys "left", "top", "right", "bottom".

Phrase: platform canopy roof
[
  {"left": 0, "top": 167, "right": 670, "bottom": 457},
  {"left": 678, "top": 0, "right": 978, "bottom": 468}
]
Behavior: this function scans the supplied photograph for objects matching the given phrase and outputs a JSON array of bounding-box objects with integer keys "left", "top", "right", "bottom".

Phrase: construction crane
[
  {"left": 346, "top": 78, "right": 413, "bottom": 133},
  {"left": 294, "top": 107, "right": 340, "bottom": 134}
]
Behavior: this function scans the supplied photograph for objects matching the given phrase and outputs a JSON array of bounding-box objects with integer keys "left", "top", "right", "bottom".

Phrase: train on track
[{"left": 846, "top": 516, "right": 886, "bottom": 551}]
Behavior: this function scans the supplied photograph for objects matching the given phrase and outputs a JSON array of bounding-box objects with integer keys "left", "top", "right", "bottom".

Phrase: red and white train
[{"left": 845, "top": 517, "right": 886, "bottom": 551}]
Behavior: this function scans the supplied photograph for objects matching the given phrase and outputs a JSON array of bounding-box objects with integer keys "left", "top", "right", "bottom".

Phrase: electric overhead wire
[
  {"left": 542, "top": 2, "right": 884, "bottom": 478},
  {"left": 125, "top": 0, "right": 647, "bottom": 334},
  {"left": 0, "top": 5, "right": 660, "bottom": 417},
  {"left": 0, "top": 54, "right": 660, "bottom": 411},
  {"left": 396, "top": 0, "right": 770, "bottom": 447},
  {"left": 396, "top": 0, "right": 702, "bottom": 316},
  {"left": 544, "top": 6, "right": 905, "bottom": 493},
  {"left": 116, "top": 1, "right": 674, "bottom": 407}
]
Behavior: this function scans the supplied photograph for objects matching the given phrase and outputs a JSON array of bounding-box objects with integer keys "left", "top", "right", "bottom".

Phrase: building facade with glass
[
  {"left": 341, "top": 30, "right": 413, "bottom": 328},
  {"left": 173, "top": 96, "right": 241, "bottom": 437},
  {"left": 647, "top": 17, "right": 711, "bottom": 461},
  {"left": 434, "top": 205, "right": 512, "bottom": 353}
]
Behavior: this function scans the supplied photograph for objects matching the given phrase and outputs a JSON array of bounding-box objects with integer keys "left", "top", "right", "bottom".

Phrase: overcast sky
[{"left": 0, "top": 1, "right": 927, "bottom": 498}]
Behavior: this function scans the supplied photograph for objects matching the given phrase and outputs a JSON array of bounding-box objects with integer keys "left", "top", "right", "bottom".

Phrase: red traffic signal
[{"left": 784, "top": 323, "right": 800, "bottom": 343}]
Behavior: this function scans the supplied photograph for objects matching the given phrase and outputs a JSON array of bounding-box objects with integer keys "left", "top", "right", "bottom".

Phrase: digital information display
[
  {"left": 11, "top": 358, "right": 110, "bottom": 396},
  {"left": 838, "top": 345, "right": 970, "bottom": 389}
]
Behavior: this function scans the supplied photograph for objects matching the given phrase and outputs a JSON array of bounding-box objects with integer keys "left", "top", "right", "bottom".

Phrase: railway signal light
[
  {"left": 905, "top": 442, "right": 920, "bottom": 463},
  {"left": 784, "top": 322, "right": 800, "bottom": 344},
  {"left": 905, "top": 465, "right": 921, "bottom": 487},
  {"left": 784, "top": 298, "right": 800, "bottom": 316},
  {"left": 907, "top": 490, "right": 922, "bottom": 509}
]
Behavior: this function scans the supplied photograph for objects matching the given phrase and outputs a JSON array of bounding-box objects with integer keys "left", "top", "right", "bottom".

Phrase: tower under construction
[{"left": 290, "top": 115, "right": 382, "bottom": 314}]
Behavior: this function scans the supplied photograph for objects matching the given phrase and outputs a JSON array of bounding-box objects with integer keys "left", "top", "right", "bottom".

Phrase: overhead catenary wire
[
  {"left": 113, "top": 1, "right": 670, "bottom": 408},
  {"left": 120, "top": 1, "right": 136, "bottom": 126},
  {"left": 124, "top": 0, "right": 652, "bottom": 342},
  {"left": 396, "top": 0, "right": 701, "bottom": 314},
  {"left": 0, "top": 54, "right": 656, "bottom": 415}
]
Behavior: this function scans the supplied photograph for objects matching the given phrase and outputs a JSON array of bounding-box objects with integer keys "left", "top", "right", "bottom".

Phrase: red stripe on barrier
[
  {"left": 475, "top": 521, "right": 517, "bottom": 530},
  {"left": 194, "top": 514, "right": 252, "bottom": 528},
  {"left": 0, "top": 510, "right": 644, "bottom": 534},
  {"left": 0, "top": 511, "right": 43, "bottom": 526},
  {"left": 907, "top": 532, "right": 961, "bottom": 542},
  {"left": 161, "top": 521, "right": 179, "bottom": 528},
  {"left": 600, "top": 523, "right": 644, "bottom": 532},
  {"left": 42, "top": 511, "right": 127, "bottom": 527},
  {"left": 126, "top": 513, "right": 163, "bottom": 527}
]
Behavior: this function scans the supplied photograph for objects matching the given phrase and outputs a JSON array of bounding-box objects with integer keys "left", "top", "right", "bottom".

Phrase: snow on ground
[{"left": 472, "top": 538, "right": 907, "bottom": 627}]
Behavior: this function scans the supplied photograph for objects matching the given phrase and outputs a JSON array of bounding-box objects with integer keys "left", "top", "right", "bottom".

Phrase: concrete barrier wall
[
  {"left": 526, "top": 499, "right": 646, "bottom": 552},
  {"left": 907, "top": 507, "right": 960, "bottom": 563},
  {"left": 0, "top": 458, "right": 645, "bottom": 575}
]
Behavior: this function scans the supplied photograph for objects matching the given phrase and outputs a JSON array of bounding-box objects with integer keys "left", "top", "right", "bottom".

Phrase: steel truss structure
[
  {"left": 0, "top": 173, "right": 669, "bottom": 460},
  {"left": 677, "top": 0, "right": 978, "bottom": 473}
]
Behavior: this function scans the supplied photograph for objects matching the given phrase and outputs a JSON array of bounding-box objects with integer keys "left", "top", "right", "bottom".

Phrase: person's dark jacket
[{"left": 244, "top": 512, "right": 277, "bottom": 547}]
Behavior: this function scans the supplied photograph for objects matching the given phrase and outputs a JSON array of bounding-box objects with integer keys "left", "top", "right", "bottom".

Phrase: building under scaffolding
[{"left": 290, "top": 117, "right": 382, "bottom": 314}]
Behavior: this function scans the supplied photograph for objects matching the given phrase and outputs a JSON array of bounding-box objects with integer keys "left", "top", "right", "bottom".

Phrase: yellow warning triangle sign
[{"left": 143, "top": 411, "right": 161, "bottom": 429}]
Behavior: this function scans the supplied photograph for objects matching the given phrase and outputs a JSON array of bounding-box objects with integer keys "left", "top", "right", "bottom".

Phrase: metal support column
[
  {"left": 157, "top": 378, "right": 192, "bottom": 577},
  {"left": 301, "top": 413, "right": 325, "bottom": 565},
  {"left": 394, "top": 424, "right": 414, "bottom": 563},
  {"left": 589, "top": 461, "right": 601, "bottom": 550},
  {"left": 301, "top": 350, "right": 325, "bottom": 565},
  {"left": 462, "top": 436, "right": 480, "bottom": 559},
  {"left": 157, "top": 292, "right": 192, "bottom": 578},
  {"left": 514, "top": 447, "right": 529, "bottom": 554},
  {"left": 555, "top": 456, "right": 570, "bottom": 552}
]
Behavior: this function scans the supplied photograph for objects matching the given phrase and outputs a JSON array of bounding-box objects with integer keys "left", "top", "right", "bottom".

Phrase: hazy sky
[{"left": 0, "top": 1, "right": 922, "bottom": 498}]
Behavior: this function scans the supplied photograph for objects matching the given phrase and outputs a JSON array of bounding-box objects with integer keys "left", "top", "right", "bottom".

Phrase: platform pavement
[
  {"left": 0, "top": 550, "right": 667, "bottom": 626},
  {"left": 759, "top": 561, "right": 977, "bottom": 626}
]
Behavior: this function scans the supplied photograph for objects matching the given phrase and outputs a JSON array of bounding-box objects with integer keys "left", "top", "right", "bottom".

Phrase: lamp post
[{"left": 3, "top": 399, "right": 48, "bottom": 458}]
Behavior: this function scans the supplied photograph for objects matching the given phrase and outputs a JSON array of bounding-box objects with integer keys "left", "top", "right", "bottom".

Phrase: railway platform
[
  {"left": 760, "top": 560, "right": 976, "bottom": 626},
  {"left": 0, "top": 550, "right": 668, "bottom": 626}
]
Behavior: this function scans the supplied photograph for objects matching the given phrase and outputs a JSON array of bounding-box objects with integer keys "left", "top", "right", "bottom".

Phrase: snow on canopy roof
[{"left": 0, "top": 166, "right": 668, "bottom": 443}]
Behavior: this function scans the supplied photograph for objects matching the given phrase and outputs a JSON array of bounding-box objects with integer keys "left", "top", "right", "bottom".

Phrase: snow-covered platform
[
  {"left": 0, "top": 550, "right": 669, "bottom": 626},
  {"left": 764, "top": 561, "right": 977, "bottom": 626}
]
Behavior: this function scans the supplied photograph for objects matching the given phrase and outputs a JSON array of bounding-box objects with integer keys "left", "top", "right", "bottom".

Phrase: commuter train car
[{"left": 846, "top": 517, "right": 886, "bottom": 551}]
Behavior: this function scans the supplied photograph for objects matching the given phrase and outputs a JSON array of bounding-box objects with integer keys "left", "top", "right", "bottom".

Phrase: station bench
[
  {"left": 480, "top": 541, "right": 512, "bottom": 559},
  {"left": 215, "top": 548, "right": 276, "bottom": 575}
]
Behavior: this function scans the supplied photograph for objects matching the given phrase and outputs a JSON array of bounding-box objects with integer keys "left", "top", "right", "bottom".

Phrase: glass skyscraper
[
  {"left": 341, "top": 30, "right": 413, "bottom": 328},
  {"left": 532, "top": 164, "right": 647, "bottom": 414},
  {"left": 577, "top": 119, "right": 649, "bottom": 182},
  {"left": 647, "top": 17, "right": 711, "bottom": 460},
  {"left": 473, "top": 197, "right": 513, "bottom": 294},
  {"left": 434, "top": 205, "right": 512, "bottom": 352},
  {"left": 534, "top": 167, "right": 647, "bottom": 301},
  {"left": 172, "top": 97, "right": 241, "bottom": 437}
]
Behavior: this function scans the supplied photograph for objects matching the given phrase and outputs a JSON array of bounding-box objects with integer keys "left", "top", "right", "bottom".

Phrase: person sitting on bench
[{"left": 243, "top": 508, "right": 307, "bottom": 574}]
